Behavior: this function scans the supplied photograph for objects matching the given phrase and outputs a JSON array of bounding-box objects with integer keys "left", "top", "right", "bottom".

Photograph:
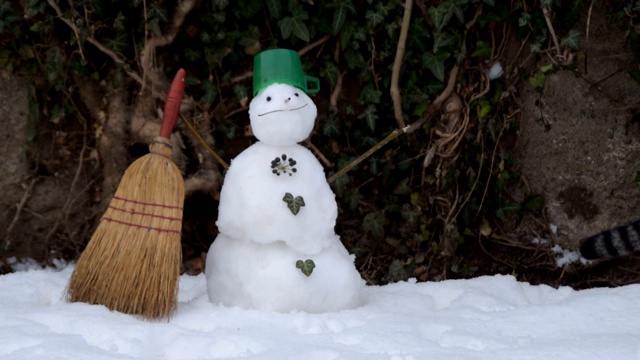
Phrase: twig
[
  {"left": 230, "top": 71, "right": 253, "bottom": 84},
  {"left": 584, "top": 0, "right": 595, "bottom": 74},
  {"left": 542, "top": 6, "right": 562, "bottom": 58},
  {"left": 47, "top": 0, "right": 142, "bottom": 84},
  {"left": 44, "top": 114, "right": 89, "bottom": 250},
  {"left": 404, "top": 64, "right": 458, "bottom": 134},
  {"left": 299, "top": 34, "right": 331, "bottom": 57},
  {"left": 180, "top": 113, "right": 229, "bottom": 169},
  {"left": 140, "top": 0, "right": 197, "bottom": 74},
  {"left": 468, "top": 71, "right": 491, "bottom": 104},
  {"left": 406, "top": 4, "right": 481, "bottom": 135},
  {"left": 304, "top": 139, "right": 333, "bottom": 168},
  {"left": 47, "top": 0, "right": 85, "bottom": 61},
  {"left": 476, "top": 116, "right": 506, "bottom": 216},
  {"left": 330, "top": 5, "right": 483, "bottom": 182},
  {"left": 3, "top": 178, "right": 37, "bottom": 249},
  {"left": 330, "top": 71, "right": 345, "bottom": 110},
  {"left": 390, "top": 0, "right": 413, "bottom": 129},
  {"left": 327, "top": 126, "right": 409, "bottom": 183}
]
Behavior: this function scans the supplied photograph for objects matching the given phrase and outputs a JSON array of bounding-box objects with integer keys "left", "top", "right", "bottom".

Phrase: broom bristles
[{"left": 67, "top": 138, "right": 184, "bottom": 320}]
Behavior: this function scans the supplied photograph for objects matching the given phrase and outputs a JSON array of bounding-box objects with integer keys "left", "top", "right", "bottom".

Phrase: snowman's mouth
[{"left": 257, "top": 104, "right": 308, "bottom": 117}]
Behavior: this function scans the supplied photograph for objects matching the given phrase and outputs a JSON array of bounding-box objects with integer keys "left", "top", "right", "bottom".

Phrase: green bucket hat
[{"left": 253, "top": 48, "right": 320, "bottom": 96}]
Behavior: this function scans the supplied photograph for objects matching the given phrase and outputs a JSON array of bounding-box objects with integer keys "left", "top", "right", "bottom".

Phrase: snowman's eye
[
  {"left": 266, "top": 96, "right": 272, "bottom": 101},
  {"left": 294, "top": 93, "right": 299, "bottom": 97}
]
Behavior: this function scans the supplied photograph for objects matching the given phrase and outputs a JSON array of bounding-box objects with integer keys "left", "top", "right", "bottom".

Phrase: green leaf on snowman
[
  {"left": 283, "top": 192, "right": 305, "bottom": 215},
  {"left": 296, "top": 259, "right": 315, "bottom": 277}
]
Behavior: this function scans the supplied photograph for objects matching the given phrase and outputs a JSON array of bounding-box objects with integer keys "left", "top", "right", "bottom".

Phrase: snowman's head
[{"left": 248, "top": 83, "right": 317, "bottom": 146}]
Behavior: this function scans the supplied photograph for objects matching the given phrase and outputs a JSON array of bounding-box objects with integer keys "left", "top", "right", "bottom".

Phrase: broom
[{"left": 67, "top": 69, "right": 186, "bottom": 320}]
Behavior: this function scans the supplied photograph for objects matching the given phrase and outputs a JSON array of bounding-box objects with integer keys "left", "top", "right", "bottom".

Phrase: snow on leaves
[
  {"left": 295, "top": 259, "right": 315, "bottom": 277},
  {"left": 283, "top": 192, "right": 305, "bottom": 215}
]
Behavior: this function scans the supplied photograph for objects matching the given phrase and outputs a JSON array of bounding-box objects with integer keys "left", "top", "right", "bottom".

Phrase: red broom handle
[{"left": 159, "top": 68, "right": 186, "bottom": 139}]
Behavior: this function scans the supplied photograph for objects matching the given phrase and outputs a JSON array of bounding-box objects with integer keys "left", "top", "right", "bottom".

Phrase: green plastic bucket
[{"left": 253, "top": 48, "right": 320, "bottom": 96}]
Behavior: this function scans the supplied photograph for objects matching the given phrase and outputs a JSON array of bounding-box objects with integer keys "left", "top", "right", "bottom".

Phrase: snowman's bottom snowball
[{"left": 205, "top": 234, "right": 365, "bottom": 313}]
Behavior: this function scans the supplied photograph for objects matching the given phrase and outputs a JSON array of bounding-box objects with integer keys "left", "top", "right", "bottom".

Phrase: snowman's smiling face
[{"left": 249, "top": 83, "right": 317, "bottom": 146}]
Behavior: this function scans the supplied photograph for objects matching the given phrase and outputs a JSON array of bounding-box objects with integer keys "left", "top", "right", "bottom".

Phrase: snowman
[{"left": 205, "top": 49, "right": 365, "bottom": 313}]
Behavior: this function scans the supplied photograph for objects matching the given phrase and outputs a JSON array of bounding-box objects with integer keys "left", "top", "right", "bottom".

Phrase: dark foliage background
[{"left": 2, "top": 0, "right": 638, "bottom": 286}]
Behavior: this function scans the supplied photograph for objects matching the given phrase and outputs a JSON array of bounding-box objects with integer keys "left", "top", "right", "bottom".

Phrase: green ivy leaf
[
  {"left": 24, "top": 0, "right": 47, "bottom": 17},
  {"left": 358, "top": 104, "right": 378, "bottom": 132},
  {"left": 472, "top": 40, "right": 492, "bottom": 58},
  {"left": 212, "top": 0, "right": 229, "bottom": 10},
  {"left": 560, "top": 29, "right": 580, "bottom": 51},
  {"left": 283, "top": 193, "right": 305, "bottom": 215},
  {"left": 528, "top": 72, "right": 546, "bottom": 91},
  {"left": 518, "top": 12, "right": 531, "bottom": 27},
  {"left": 365, "top": 8, "right": 385, "bottom": 28},
  {"left": 495, "top": 202, "right": 520, "bottom": 221},
  {"left": 345, "top": 189, "right": 363, "bottom": 211},
  {"left": 401, "top": 203, "right": 420, "bottom": 223},
  {"left": 483, "top": 0, "right": 495, "bottom": 6},
  {"left": 265, "top": 0, "right": 283, "bottom": 18},
  {"left": 358, "top": 84, "right": 382, "bottom": 104},
  {"left": 331, "top": 0, "right": 355, "bottom": 34},
  {"left": 540, "top": 63, "right": 554, "bottom": 73},
  {"left": 344, "top": 48, "right": 365, "bottom": 68},
  {"left": 478, "top": 99, "right": 492, "bottom": 119},
  {"left": 427, "top": 4, "right": 448, "bottom": 31},
  {"left": 278, "top": 7, "right": 309, "bottom": 42},
  {"left": 296, "top": 259, "right": 315, "bottom": 277},
  {"left": 323, "top": 113, "right": 340, "bottom": 136},
  {"left": 44, "top": 48, "right": 64, "bottom": 85},
  {"left": 202, "top": 80, "right": 218, "bottom": 103},
  {"left": 428, "top": 0, "right": 459, "bottom": 31},
  {"left": 113, "top": 12, "right": 126, "bottom": 31},
  {"left": 232, "top": 84, "right": 248, "bottom": 101},
  {"left": 148, "top": 6, "right": 168, "bottom": 22},
  {"left": 184, "top": 48, "right": 201, "bottom": 62},
  {"left": 362, "top": 211, "right": 385, "bottom": 238},
  {"left": 523, "top": 195, "right": 545, "bottom": 212},
  {"left": 423, "top": 51, "right": 449, "bottom": 82}
]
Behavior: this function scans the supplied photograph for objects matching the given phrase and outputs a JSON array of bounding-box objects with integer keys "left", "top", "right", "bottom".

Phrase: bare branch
[
  {"left": 299, "top": 35, "right": 331, "bottom": 57},
  {"left": 305, "top": 139, "right": 333, "bottom": 168},
  {"left": 330, "top": 71, "right": 344, "bottom": 110},
  {"left": 47, "top": 0, "right": 142, "bottom": 84},
  {"left": 327, "top": 126, "right": 408, "bottom": 183},
  {"left": 140, "top": 0, "right": 197, "bottom": 74},
  {"left": 542, "top": 6, "right": 562, "bottom": 57},
  {"left": 180, "top": 114, "right": 229, "bottom": 169},
  {"left": 584, "top": 0, "right": 595, "bottom": 74},
  {"left": 390, "top": 0, "right": 413, "bottom": 129},
  {"left": 3, "top": 178, "right": 37, "bottom": 249}
]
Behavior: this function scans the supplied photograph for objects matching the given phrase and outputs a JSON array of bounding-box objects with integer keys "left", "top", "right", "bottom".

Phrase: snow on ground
[{"left": 1, "top": 265, "right": 640, "bottom": 360}]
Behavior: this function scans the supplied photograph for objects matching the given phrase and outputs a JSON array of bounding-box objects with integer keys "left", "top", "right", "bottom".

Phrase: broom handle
[{"left": 159, "top": 68, "right": 186, "bottom": 139}]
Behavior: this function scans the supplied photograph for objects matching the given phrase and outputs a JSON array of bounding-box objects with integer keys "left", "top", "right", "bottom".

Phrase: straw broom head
[{"left": 67, "top": 69, "right": 186, "bottom": 320}]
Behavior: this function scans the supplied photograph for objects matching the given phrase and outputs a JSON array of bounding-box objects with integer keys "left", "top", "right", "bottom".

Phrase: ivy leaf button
[
  {"left": 283, "top": 192, "right": 305, "bottom": 215},
  {"left": 296, "top": 259, "right": 315, "bottom": 277}
]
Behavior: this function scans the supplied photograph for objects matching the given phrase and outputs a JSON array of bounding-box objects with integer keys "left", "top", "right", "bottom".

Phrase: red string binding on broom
[
  {"left": 102, "top": 217, "right": 182, "bottom": 234},
  {"left": 103, "top": 195, "right": 183, "bottom": 234},
  {"left": 112, "top": 195, "right": 184, "bottom": 210},
  {"left": 107, "top": 204, "right": 182, "bottom": 222}
]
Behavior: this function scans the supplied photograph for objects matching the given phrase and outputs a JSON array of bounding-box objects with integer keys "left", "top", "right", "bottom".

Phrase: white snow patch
[{"left": 1, "top": 267, "right": 640, "bottom": 359}]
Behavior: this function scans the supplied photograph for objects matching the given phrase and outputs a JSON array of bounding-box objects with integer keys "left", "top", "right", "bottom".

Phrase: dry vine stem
[
  {"left": 180, "top": 114, "right": 229, "bottom": 169},
  {"left": 328, "top": 6, "right": 484, "bottom": 184},
  {"left": 390, "top": 0, "right": 413, "bottom": 129},
  {"left": 47, "top": 0, "right": 142, "bottom": 84}
]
